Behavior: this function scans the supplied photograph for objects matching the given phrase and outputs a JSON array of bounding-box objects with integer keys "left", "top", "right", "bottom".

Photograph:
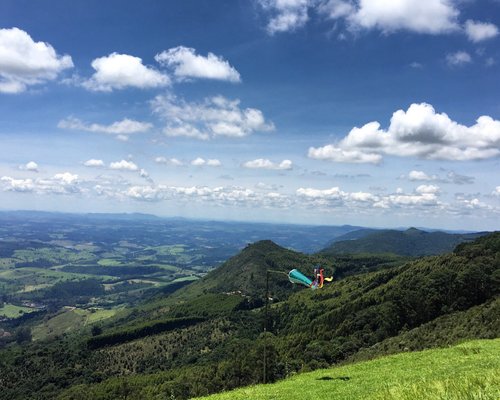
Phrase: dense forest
[{"left": 0, "top": 233, "right": 498, "bottom": 399}]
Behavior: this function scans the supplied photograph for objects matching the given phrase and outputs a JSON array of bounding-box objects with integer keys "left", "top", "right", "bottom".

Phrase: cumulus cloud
[
  {"left": 308, "top": 103, "right": 500, "bottom": 163},
  {"left": 155, "top": 157, "right": 185, "bottom": 166},
  {"left": 1, "top": 176, "right": 35, "bottom": 192},
  {"left": 83, "top": 53, "right": 169, "bottom": 91},
  {"left": 344, "top": 0, "right": 459, "bottom": 34},
  {"left": 465, "top": 20, "right": 499, "bottom": 42},
  {"left": 151, "top": 94, "right": 274, "bottom": 140},
  {"left": 258, "top": 0, "right": 459, "bottom": 35},
  {"left": 242, "top": 159, "right": 293, "bottom": 170},
  {"left": 0, "top": 27, "right": 73, "bottom": 93},
  {"left": 1, "top": 172, "right": 82, "bottom": 195},
  {"left": 404, "top": 170, "right": 475, "bottom": 185},
  {"left": 19, "top": 161, "right": 39, "bottom": 172},
  {"left": 190, "top": 158, "right": 222, "bottom": 167},
  {"left": 257, "top": 0, "right": 311, "bottom": 34},
  {"left": 493, "top": 186, "right": 500, "bottom": 197},
  {"left": 155, "top": 46, "right": 241, "bottom": 82},
  {"left": 408, "top": 170, "right": 435, "bottom": 181},
  {"left": 446, "top": 51, "right": 472, "bottom": 66},
  {"left": 83, "top": 159, "right": 105, "bottom": 168},
  {"left": 58, "top": 117, "right": 153, "bottom": 140},
  {"left": 109, "top": 160, "right": 139, "bottom": 171}
]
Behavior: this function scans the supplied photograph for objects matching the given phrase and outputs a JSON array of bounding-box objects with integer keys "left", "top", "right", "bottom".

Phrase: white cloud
[
  {"left": 83, "top": 53, "right": 169, "bottom": 91},
  {"left": 446, "top": 51, "right": 472, "bottom": 66},
  {"left": 1, "top": 176, "right": 35, "bottom": 192},
  {"left": 151, "top": 94, "right": 274, "bottom": 140},
  {"left": 155, "top": 157, "right": 184, "bottom": 166},
  {"left": 258, "top": 0, "right": 460, "bottom": 35},
  {"left": 257, "top": 0, "right": 311, "bottom": 34},
  {"left": 155, "top": 46, "right": 241, "bottom": 82},
  {"left": 308, "top": 145, "right": 382, "bottom": 164},
  {"left": 190, "top": 158, "right": 222, "bottom": 167},
  {"left": 0, "top": 27, "right": 73, "bottom": 93},
  {"left": 53, "top": 172, "right": 78, "bottom": 184},
  {"left": 346, "top": 0, "right": 459, "bottom": 34},
  {"left": 408, "top": 170, "right": 434, "bottom": 181},
  {"left": 207, "top": 159, "right": 222, "bottom": 167},
  {"left": 191, "top": 157, "right": 206, "bottom": 166},
  {"left": 109, "top": 160, "right": 139, "bottom": 171},
  {"left": 170, "top": 158, "right": 184, "bottom": 166},
  {"left": 308, "top": 103, "right": 500, "bottom": 163},
  {"left": 465, "top": 20, "right": 499, "bottom": 42},
  {"left": 416, "top": 184, "right": 440, "bottom": 194},
  {"left": 83, "top": 159, "right": 105, "bottom": 168},
  {"left": 58, "top": 117, "right": 153, "bottom": 140},
  {"left": 493, "top": 186, "right": 500, "bottom": 197},
  {"left": 1, "top": 172, "right": 82, "bottom": 195},
  {"left": 19, "top": 161, "right": 39, "bottom": 172},
  {"left": 242, "top": 158, "right": 293, "bottom": 170}
]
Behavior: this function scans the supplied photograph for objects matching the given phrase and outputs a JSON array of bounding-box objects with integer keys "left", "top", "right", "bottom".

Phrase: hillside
[
  {"left": 0, "top": 233, "right": 498, "bottom": 400},
  {"left": 321, "top": 227, "right": 485, "bottom": 256},
  {"left": 196, "top": 339, "right": 500, "bottom": 400}
]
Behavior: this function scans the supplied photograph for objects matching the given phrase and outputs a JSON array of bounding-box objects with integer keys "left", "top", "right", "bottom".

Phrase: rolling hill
[
  {"left": 321, "top": 227, "right": 486, "bottom": 256},
  {"left": 0, "top": 233, "right": 498, "bottom": 400},
  {"left": 196, "top": 339, "right": 500, "bottom": 400}
]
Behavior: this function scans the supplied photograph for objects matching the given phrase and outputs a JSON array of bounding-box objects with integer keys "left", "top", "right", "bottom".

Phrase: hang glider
[{"left": 288, "top": 267, "right": 333, "bottom": 290}]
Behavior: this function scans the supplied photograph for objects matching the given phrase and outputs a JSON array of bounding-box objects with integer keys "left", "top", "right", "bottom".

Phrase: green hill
[
  {"left": 196, "top": 339, "right": 500, "bottom": 400},
  {"left": 0, "top": 233, "right": 498, "bottom": 400},
  {"left": 322, "top": 228, "right": 486, "bottom": 257}
]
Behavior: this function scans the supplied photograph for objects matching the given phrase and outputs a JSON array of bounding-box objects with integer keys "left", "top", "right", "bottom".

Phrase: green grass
[
  {"left": 198, "top": 339, "right": 500, "bottom": 400},
  {"left": 0, "top": 303, "right": 36, "bottom": 318}
]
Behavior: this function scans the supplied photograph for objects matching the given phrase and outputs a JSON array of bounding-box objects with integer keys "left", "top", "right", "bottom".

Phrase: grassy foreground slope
[{"left": 199, "top": 339, "right": 500, "bottom": 400}]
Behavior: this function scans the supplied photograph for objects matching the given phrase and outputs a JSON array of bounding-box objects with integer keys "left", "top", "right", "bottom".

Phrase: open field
[{"left": 198, "top": 339, "right": 500, "bottom": 400}]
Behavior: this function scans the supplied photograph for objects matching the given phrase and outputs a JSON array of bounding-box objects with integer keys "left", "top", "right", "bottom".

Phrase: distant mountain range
[{"left": 321, "top": 227, "right": 488, "bottom": 257}]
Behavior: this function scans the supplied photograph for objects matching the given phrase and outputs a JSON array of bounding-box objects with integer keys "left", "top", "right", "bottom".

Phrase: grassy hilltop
[{"left": 198, "top": 339, "right": 500, "bottom": 400}]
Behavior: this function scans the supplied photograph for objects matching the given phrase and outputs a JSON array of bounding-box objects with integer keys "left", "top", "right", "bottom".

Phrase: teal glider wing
[{"left": 288, "top": 268, "right": 313, "bottom": 288}]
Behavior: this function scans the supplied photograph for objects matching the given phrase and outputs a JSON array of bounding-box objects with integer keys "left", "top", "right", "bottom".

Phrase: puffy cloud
[
  {"left": 151, "top": 94, "right": 274, "bottom": 140},
  {"left": 308, "top": 103, "right": 500, "bottom": 163},
  {"left": 408, "top": 170, "right": 434, "bottom": 181},
  {"left": 446, "top": 51, "right": 472, "bottom": 66},
  {"left": 53, "top": 172, "right": 78, "bottom": 184},
  {"left": 257, "top": 0, "right": 311, "bottom": 34},
  {"left": 109, "top": 160, "right": 139, "bottom": 171},
  {"left": 345, "top": 0, "right": 459, "bottom": 34},
  {"left": 19, "top": 161, "right": 39, "bottom": 172},
  {"left": 242, "top": 159, "right": 293, "bottom": 170},
  {"left": 1, "top": 176, "right": 35, "bottom": 192},
  {"left": 416, "top": 184, "right": 440, "bottom": 194},
  {"left": 493, "top": 186, "right": 500, "bottom": 197},
  {"left": 191, "top": 158, "right": 222, "bottom": 167},
  {"left": 296, "top": 185, "right": 444, "bottom": 211},
  {"left": 83, "top": 159, "right": 105, "bottom": 168},
  {"left": 58, "top": 117, "right": 153, "bottom": 140},
  {"left": 155, "top": 157, "right": 184, "bottom": 166},
  {"left": 258, "top": 0, "right": 459, "bottom": 35},
  {"left": 465, "top": 20, "right": 499, "bottom": 42},
  {"left": 308, "top": 145, "right": 382, "bottom": 164},
  {"left": 155, "top": 46, "right": 241, "bottom": 82},
  {"left": 83, "top": 53, "right": 169, "bottom": 91},
  {"left": 1, "top": 172, "right": 82, "bottom": 195},
  {"left": 0, "top": 27, "right": 73, "bottom": 93}
]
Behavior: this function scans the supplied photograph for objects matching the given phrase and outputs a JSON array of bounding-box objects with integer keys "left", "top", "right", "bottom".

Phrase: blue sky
[{"left": 0, "top": 0, "right": 499, "bottom": 230}]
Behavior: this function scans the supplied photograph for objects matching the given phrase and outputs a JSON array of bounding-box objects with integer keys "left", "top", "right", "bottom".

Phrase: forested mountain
[
  {"left": 0, "top": 233, "right": 498, "bottom": 400},
  {"left": 322, "top": 227, "right": 486, "bottom": 256}
]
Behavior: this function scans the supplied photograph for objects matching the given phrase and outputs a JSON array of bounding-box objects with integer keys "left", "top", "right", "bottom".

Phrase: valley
[{"left": 0, "top": 212, "right": 498, "bottom": 399}]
